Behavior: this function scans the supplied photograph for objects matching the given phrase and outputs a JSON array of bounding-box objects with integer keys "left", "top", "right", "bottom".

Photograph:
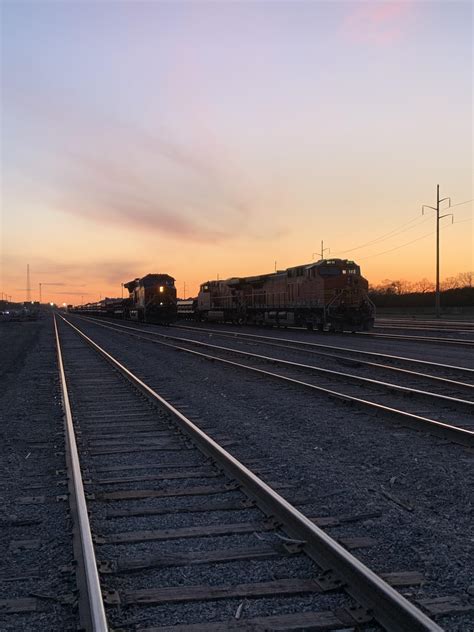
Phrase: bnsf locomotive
[
  {"left": 196, "top": 259, "right": 375, "bottom": 331},
  {"left": 124, "top": 274, "right": 177, "bottom": 324},
  {"left": 77, "top": 273, "right": 177, "bottom": 324}
]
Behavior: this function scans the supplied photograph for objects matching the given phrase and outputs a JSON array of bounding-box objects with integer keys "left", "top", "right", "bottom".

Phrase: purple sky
[{"left": 1, "top": 1, "right": 472, "bottom": 302}]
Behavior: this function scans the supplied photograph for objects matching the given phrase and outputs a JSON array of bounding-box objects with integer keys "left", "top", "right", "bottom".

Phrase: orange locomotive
[{"left": 197, "top": 259, "right": 375, "bottom": 331}]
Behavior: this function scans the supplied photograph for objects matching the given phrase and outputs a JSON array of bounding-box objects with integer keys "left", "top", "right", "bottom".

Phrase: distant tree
[
  {"left": 455, "top": 271, "right": 473, "bottom": 288},
  {"left": 441, "top": 276, "right": 461, "bottom": 291},
  {"left": 412, "top": 278, "right": 435, "bottom": 293},
  {"left": 371, "top": 279, "right": 413, "bottom": 295}
]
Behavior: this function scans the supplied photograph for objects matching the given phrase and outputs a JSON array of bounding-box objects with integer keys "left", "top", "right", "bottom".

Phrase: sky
[{"left": 1, "top": 0, "right": 472, "bottom": 304}]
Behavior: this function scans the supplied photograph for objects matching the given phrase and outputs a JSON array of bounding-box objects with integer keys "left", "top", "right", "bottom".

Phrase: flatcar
[
  {"left": 75, "top": 297, "right": 125, "bottom": 318},
  {"left": 196, "top": 259, "right": 375, "bottom": 331}
]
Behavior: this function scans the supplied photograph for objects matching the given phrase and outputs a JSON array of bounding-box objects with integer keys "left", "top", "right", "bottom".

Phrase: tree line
[{"left": 368, "top": 272, "right": 474, "bottom": 308}]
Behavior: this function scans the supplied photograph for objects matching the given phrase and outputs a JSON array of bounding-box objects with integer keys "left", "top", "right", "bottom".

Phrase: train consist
[
  {"left": 76, "top": 274, "right": 177, "bottom": 324},
  {"left": 75, "top": 258, "right": 375, "bottom": 331},
  {"left": 196, "top": 258, "right": 375, "bottom": 331}
]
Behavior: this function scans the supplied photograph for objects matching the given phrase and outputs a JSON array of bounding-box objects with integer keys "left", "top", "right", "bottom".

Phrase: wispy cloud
[
  {"left": 4, "top": 86, "right": 257, "bottom": 243},
  {"left": 341, "top": 1, "right": 414, "bottom": 46},
  {"left": 3, "top": 254, "right": 148, "bottom": 287}
]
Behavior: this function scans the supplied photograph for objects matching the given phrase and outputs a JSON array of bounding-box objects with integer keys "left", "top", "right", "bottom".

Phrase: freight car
[
  {"left": 177, "top": 299, "right": 197, "bottom": 319},
  {"left": 75, "top": 297, "right": 126, "bottom": 318},
  {"left": 196, "top": 259, "right": 375, "bottom": 331}
]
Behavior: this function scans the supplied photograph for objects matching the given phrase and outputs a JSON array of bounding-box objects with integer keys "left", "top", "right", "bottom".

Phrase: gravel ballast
[
  {"left": 0, "top": 317, "right": 76, "bottom": 631},
  {"left": 68, "top": 315, "right": 474, "bottom": 631}
]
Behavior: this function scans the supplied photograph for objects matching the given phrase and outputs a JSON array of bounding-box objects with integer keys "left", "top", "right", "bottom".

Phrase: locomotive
[
  {"left": 75, "top": 259, "right": 374, "bottom": 331},
  {"left": 123, "top": 274, "right": 177, "bottom": 324},
  {"left": 196, "top": 259, "right": 375, "bottom": 331},
  {"left": 76, "top": 273, "right": 177, "bottom": 324}
]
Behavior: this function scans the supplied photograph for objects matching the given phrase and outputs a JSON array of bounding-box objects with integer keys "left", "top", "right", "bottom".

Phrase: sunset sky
[{"left": 1, "top": 0, "right": 472, "bottom": 304}]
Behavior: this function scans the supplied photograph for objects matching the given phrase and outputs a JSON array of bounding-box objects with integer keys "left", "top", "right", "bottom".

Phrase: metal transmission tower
[
  {"left": 26, "top": 264, "right": 31, "bottom": 302},
  {"left": 422, "top": 184, "right": 454, "bottom": 318},
  {"left": 312, "top": 241, "right": 330, "bottom": 261}
]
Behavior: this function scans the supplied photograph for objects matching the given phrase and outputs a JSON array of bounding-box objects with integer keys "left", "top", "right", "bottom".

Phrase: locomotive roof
[
  {"left": 202, "top": 259, "right": 358, "bottom": 286},
  {"left": 124, "top": 273, "right": 175, "bottom": 289}
]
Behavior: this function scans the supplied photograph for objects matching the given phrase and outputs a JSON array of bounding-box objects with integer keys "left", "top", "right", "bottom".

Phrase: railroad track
[
  {"left": 352, "top": 330, "right": 474, "bottom": 346},
  {"left": 262, "top": 323, "right": 474, "bottom": 346},
  {"left": 375, "top": 318, "right": 474, "bottom": 334},
  {"left": 0, "top": 321, "right": 77, "bottom": 632},
  {"left": 54, "top": 313, "right": 465, "bottom": 631},
  {"left": 173, "top": 323, "right": 474, "bottom": 382},
  {"left": 374, "top": 325, "right": 474, "bottom": 335},
  {"left": 75, "top": 316, "right": 474, "bottom": 445}
]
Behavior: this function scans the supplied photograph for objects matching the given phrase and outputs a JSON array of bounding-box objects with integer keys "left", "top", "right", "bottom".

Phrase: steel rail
[
  {"left": 53, "top": 315, "right": 109, "bottom": 632},
  {"left": 374, "top": 324, "right": 474, "bottom": 334},
  {"left": 175, "top": 323, "right": 474, "bottom": 375},
  {"left": 376, "top": 318, "right": 474, "bottom": 327},
  {"left": 73, "top": 316, "right": 473, "bottom": 447},
  {"left": 79, "top": 316, "right": 474, "bottom": 410},
  {"left": 59, "top": 314, "right": 444, "bottom": 632},
  {"left": 172, "top": 324, "right": 474, "bottom": 392},
  {"left": 353, "top": 330, "right": 474, "bottom": 346},
  {"left": 272, "top": 324, "right": 474, "bottom": 346}
]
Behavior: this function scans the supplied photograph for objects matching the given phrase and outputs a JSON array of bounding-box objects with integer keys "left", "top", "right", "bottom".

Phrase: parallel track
[
  {"left": 174, "top": 323, "right": 474, "bottom": 380},
  {"left": 353, "top": 330, "right": 474, "bottom": 346},
  {"left": 74, "top": 316, "right": 474, "bottom": 446},
  {"left": 55, "top": 313, "right": 451, "bottom": 631},
  {"left": 375, "top": 318, "right": 474, "bottom": 334},
  {"left": 374, "top": 324, "right": 474, "bottom": 335}
]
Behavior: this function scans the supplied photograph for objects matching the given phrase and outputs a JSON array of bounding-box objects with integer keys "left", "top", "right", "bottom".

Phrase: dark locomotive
[
  {"left": 76, "top": 273, "right": 177, "bottom": 324},
  {"left": 123, "top": 274, "right": 177, "bottom": 324},
  {"left": 196, "top": 259, "right": 375, "bottom": 331}
]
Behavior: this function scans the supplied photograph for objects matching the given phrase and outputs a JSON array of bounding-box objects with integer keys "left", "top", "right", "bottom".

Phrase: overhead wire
[
  {"left": 332, "top": 215, "right": 428, "bottom": 255},
  {"left": 358, "top": 216, "right": 471, "bottom": 261},
  {"left": 333, "top": 199, "right": 472, "bottom": 259}
]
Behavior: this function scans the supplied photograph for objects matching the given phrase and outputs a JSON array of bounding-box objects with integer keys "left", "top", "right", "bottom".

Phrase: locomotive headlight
[{"left": 159, "top": 286, "right": 164, "bottom": 293}]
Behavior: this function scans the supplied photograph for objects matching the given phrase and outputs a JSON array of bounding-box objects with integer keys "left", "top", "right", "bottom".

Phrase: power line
[
  {"left": 358, "top": 216, "right": 469, "bottom": 261},
  {"left": 333, "top": 199, "right": 472, "bottom": 257},
  {"left": 333, "top": 215, "right": 434, "bottom": 256},
  {"left": 450, "top": 199, "right": 473, "bottom": 208},
  {"left": 358, "top": 230, "right": 437, "bottom": 260}
]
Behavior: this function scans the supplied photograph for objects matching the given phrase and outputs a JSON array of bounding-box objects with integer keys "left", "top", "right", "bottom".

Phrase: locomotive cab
[{"left": 315, "top": 259, "right": 374, "bottom": 331}]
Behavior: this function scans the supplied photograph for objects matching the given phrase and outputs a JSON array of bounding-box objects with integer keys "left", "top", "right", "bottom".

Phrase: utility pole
[
  {"left": 422, "top": 184, "right": 454, "bottom": 318},
  {"left": 183, "top": 281, "right": 186, "bottom": 299},
  {"left": 39, "top": 282, "right": 63, "bottom": 305},
  {"left": 312, "top": 241, "right": 330, "bottom": 261},
  {"left": 274, "top": 260, "right": 277, "bottom": 272},
  {"left": 26, "top": 264, "right": 31, "bottom": 302}
]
